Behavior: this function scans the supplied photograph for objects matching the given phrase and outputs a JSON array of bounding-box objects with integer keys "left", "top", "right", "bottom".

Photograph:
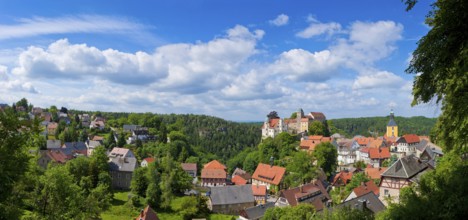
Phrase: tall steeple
[{"left": 386, "top": 109, "right": 398, "bottom": 137}]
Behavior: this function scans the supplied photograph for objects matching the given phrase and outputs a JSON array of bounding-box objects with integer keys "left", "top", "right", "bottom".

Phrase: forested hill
[
  {"left": 160, "top": 114, "right": 261, "bottom": 160},
  {"left": 330, "top": 116, "right": 437, "bottom": 137},
  {"left": 81, "top": 111, "right": 262, "bottom": 161}
]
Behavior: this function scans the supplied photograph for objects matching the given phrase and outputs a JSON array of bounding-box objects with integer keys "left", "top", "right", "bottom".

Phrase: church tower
[{"left": 386, "top": 109, "right": 398, "bottom": 137}]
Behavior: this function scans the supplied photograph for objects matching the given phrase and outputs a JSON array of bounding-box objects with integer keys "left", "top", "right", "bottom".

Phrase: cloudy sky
[{"left": 0, "top": 0, "right": 441, "bottom": 121}]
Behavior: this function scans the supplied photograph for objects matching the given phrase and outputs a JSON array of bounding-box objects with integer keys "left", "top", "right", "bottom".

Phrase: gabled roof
[
  {"left": 333, "top": 191, "right": 386, "bottom": 214},
  {"left": 181, "top": 163, "right": 197, "bottom": 171},
  {"left": 44, "top": 150, "right": 68, "bottom": 163},
  {"left": 210, "top": 185, "right": 254, "bottom": 205},
  {"left": 309, "top": 112, "right": 326, "bottom": 121},
  {"left": 365, "top": 167, "right": 387, "bottom": 180},
  {"left": 201, "top": 168, "right": 227, "bottom": 179},
  {"left": 368, "top": 139, "right": 384, "bottom": 148},
  {"left": 252, "top": 163, "right": 286, "bottom": 186},
  {"left": 143, "top": 158, "right": 155, "bottom": 163},
  {"left": 135, "top": 205, "right": 159, "bottom": 220},
  {"left": 397, "top": 134, "right": 420, "bottom": 144},
  {"left": 381, "top": 154, "right": 428, "bottom": 179},
  {"left": 232, "top": 175, "right": 248, "bottom": 185},
  {"left": 251, "top": 184, "right": 267, "bottom": 196},
  {"left": 278, "top": 180, "right": 330, "bottom": 210},
  {"left": 232, "top": 167, "right": 247, "bottom": 177},
  {"left": 109, "top": 156, "right": 137, "bottom": 172},
  {"left": 352, "top": 180, "right": 379, "bottom": 197},
  {"left": 203, "top": 160, "right": 226, "bottom": 170},
  {"left": 109, "top": 147, "right": 131, "bottom": 158},
  {"left": 369, "top": 147, "right": 390, "bottom": 159},
  {"left": 300, "top": 139, "right": 319, "bottom": 151},
  {"left": 266, "top": 118, "right": 280, "bottom": 128},
  {"left": 92, "top": 135, "right": 104, "bottom": 141},
  {"left": 332, "top": 171, "right": 353, "bottom": 186},
  {"left": 240, "top": 202, "right": 275, "bottom": 220},
  {"left": 354, "top": 137, "right": 374, "bottom": 146}
]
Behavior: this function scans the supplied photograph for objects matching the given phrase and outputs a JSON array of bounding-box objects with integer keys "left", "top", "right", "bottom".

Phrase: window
[{"left": 384, "top": 189, "right": 389, "bottom": 196}]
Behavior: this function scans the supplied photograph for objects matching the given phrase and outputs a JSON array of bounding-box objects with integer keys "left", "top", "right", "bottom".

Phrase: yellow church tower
[{"left": 386, "top": 109, "right": 398, "bottom": 137}]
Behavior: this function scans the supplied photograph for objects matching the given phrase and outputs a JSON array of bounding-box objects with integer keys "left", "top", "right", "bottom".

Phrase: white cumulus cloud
[
  {"left": 269, "top": 14, "right": 289, "bottom": 26},
  {"left": 297, "top": 21, "right": 342, "bottom": 38},
  {"left": 352, "top": 71, "right": 404, "bottom": 90}
]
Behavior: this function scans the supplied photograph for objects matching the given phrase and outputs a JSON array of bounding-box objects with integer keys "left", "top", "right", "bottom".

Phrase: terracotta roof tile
[
  {"left": 369, "top": 147, "right": 390, "bottom": 159},
  {"left": 403, "top": 134, "right": 420, "bottom": 144},
  {"left": 135, "top": 205, "right": 159, "bottom": 220},
  {"left": 355, "top": 137, "right": 374, "bottom": 146},
  {"left": 203, "top": 160, "right": 227, "bottom": 170},
  {"left": 252, "top": 163, "right": 286, "bottom": 186},
  {"left": 232, "top": 175, "right": 248, "bottom": 185},
  {"left": 365, "top": 167, "right": 387, "bottom": 179},
  {"left": 352, "top": 180, "right": 379, "bottom": 197},
  {"left": 251, "top": 185, "right": 267, "bottom": 196},
  {"left": 181, "top": 163, "right": 197, "bottom": 171},
  {"left": 367, "top": 139, "right": 384, "bottom": 148},
  {"left": 201, "top": 168, "right": 226, "bottom": 179},
  {"left": 143, "top": 158, "right": 155, "bottom": 163},
  {"left": 300, "top": 140, "right": 319, "bottom": 151},
  {"left": 279, "top": 180, "right": 330, "bottom": 210},
  {"left": 332, "top": 171, "right": 353, "bottom": 186}
]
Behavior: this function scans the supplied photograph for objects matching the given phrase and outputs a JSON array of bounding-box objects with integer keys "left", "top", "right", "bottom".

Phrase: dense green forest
[
  {"left": 72, "top": 111, "right": 261, "bottom": 162},
  {"left": 330, "top": 116, "right": 437, "bottom": 137}
]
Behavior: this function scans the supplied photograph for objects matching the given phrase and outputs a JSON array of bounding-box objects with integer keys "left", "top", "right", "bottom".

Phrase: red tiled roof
[
  {"left": 300, "top": 140, "right": 319, "bottom": 151},
  {"left": 355, "top": 137, "right": 374, "bottom": 146},
  {"left": 203, "top": 160, "right": 227, "bottom": 170},
  {"left": 332, "top": 171, "right": 353, "bottom": 186},
  {"left": 367, "top": 139, "right": 384, "bottom": 148},
  {"left": 181, "top": 163, "right": 197, "bottom": 171},
  {"left": 143, "top": 158, "right": 155, "bottom": 163},
  {"left": 300, "top": 118, "right": 309, "bottom": 122},
  {"left": 279, "top": 180, "right": 330, "bottom": 209},
  {"left": 308, "top": 135, "right": 323, "bottom": 141},
  {"left": 365, "top": 167, "right": 387, "bottom": 179},
  {"left": 135, "top": 205, "right": 159, "bottom": 220},
  {"left": 201, "top": 168, "right": 226, "bottom": 179},
  {"left": 47, "top": 150, "right": 68, "bottom": 163},
  {"left": 352, "top": 180, "right": 379, "bottom": 197},
  {"left": 252, "top": 184, "right": 267, "bottom": 196},
  {"left": 267, "top": 118, "right": 280, "bottom": 128},
  {"left": 232, "top": 175, "right": 248, "bottom": 185},
  {"left": 403, "top": 134, "right": 420, "bottom": 144},
  {"left": 252, "top": 163, "right": 286, "bottom": 186},
  {"left": 360, "top": 147, "right": 370, "bottom": 153},
  {"left": 369, "top": 147, "right": 390, "bottom": 159}
]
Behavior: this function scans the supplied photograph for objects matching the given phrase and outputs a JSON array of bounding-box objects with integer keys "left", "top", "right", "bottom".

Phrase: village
[{"left": 0, "top": 102, "right": 444, "bottom": 220}]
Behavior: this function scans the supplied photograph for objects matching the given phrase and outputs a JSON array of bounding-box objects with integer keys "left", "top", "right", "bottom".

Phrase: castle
[{"left": 261, "top": 108, "right": 326, "bottom": 139}]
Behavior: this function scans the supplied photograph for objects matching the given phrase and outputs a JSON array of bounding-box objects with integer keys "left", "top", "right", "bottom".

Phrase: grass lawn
[
  {"left": 101, "top": 191, "right": 139, "bottom": 220},
  {"left": 101, "top": 191, "right": 235, "bottom": 220}
]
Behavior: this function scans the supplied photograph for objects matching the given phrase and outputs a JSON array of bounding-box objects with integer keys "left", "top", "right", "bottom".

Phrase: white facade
[{"left": 261, "top": 118, "right": 287, "bottom": 139}]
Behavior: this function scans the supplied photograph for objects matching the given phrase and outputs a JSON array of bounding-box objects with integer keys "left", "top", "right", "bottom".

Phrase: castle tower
[{"left": 386, "top": 109, "right": 398, "bottom": 137}]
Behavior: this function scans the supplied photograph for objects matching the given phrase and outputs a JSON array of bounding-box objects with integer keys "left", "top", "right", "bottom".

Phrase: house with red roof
[
  {"left": 261, "top": 117, "right": 287, "bottom": 139},
  {"left": 251, "top": 184, "right": 267, "bottom": 205},
  {"left": 251, "top": 162, "right": 286, "bottom": 193},
  {"left": 276, "top": 180, "right": 330, "bottom": 211},
  {"left": 181, "top": 163, "right": 197, "bottom": 178},
  {"left": 344, "top": 180, "right": 379, "bottom": 202},
  {"left": 369, "top": 147, "right": 391, "bottom": 168},
  {"left": 394, "top": 134, "right": 420, "bottom": 156},
  {"left": 141, "top": 157, "right": 155, "bottom": 167},
  {"left": 38, "top": 149, "right": 69, "bottom": 169},
  {"left": 135, "top": 205, "right": 159, "bottom": 220},
  {"left": 201, "top": 160, "right": 227, "bottom": 187},
  {"left": 365, "top": 167, "right": 387, "bottom": 180},
  {"left": 331, "top": 170, "right": 354, "bottom": 188}
]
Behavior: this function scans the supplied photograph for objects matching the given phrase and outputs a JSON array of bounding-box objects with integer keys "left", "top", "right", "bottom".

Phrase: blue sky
[{"left": 0, "top": 0, "right": 441, "bottom": 121}]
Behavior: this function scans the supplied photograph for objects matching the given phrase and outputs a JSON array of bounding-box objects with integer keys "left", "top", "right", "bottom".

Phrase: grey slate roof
[
  {"left": 123, "top": 124, "right": 140, "bottom": 131},
  {"left": 109, "top": 156, "right": 137, "bottom": 172},
  {"left": 63, "top": 142, "right": 87, "bottom": 151},
  {"left": 333, "top": 191, "right": 386, "bottom": 214},
  {"left": 381, "top": 154, "right": 428, "bottom": 179},
  {"left": 241, "top": 202, "right": 275, "bottom": 219},
  {"left": 210, "top": 185, "right": 255, "bottom": 206}
]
